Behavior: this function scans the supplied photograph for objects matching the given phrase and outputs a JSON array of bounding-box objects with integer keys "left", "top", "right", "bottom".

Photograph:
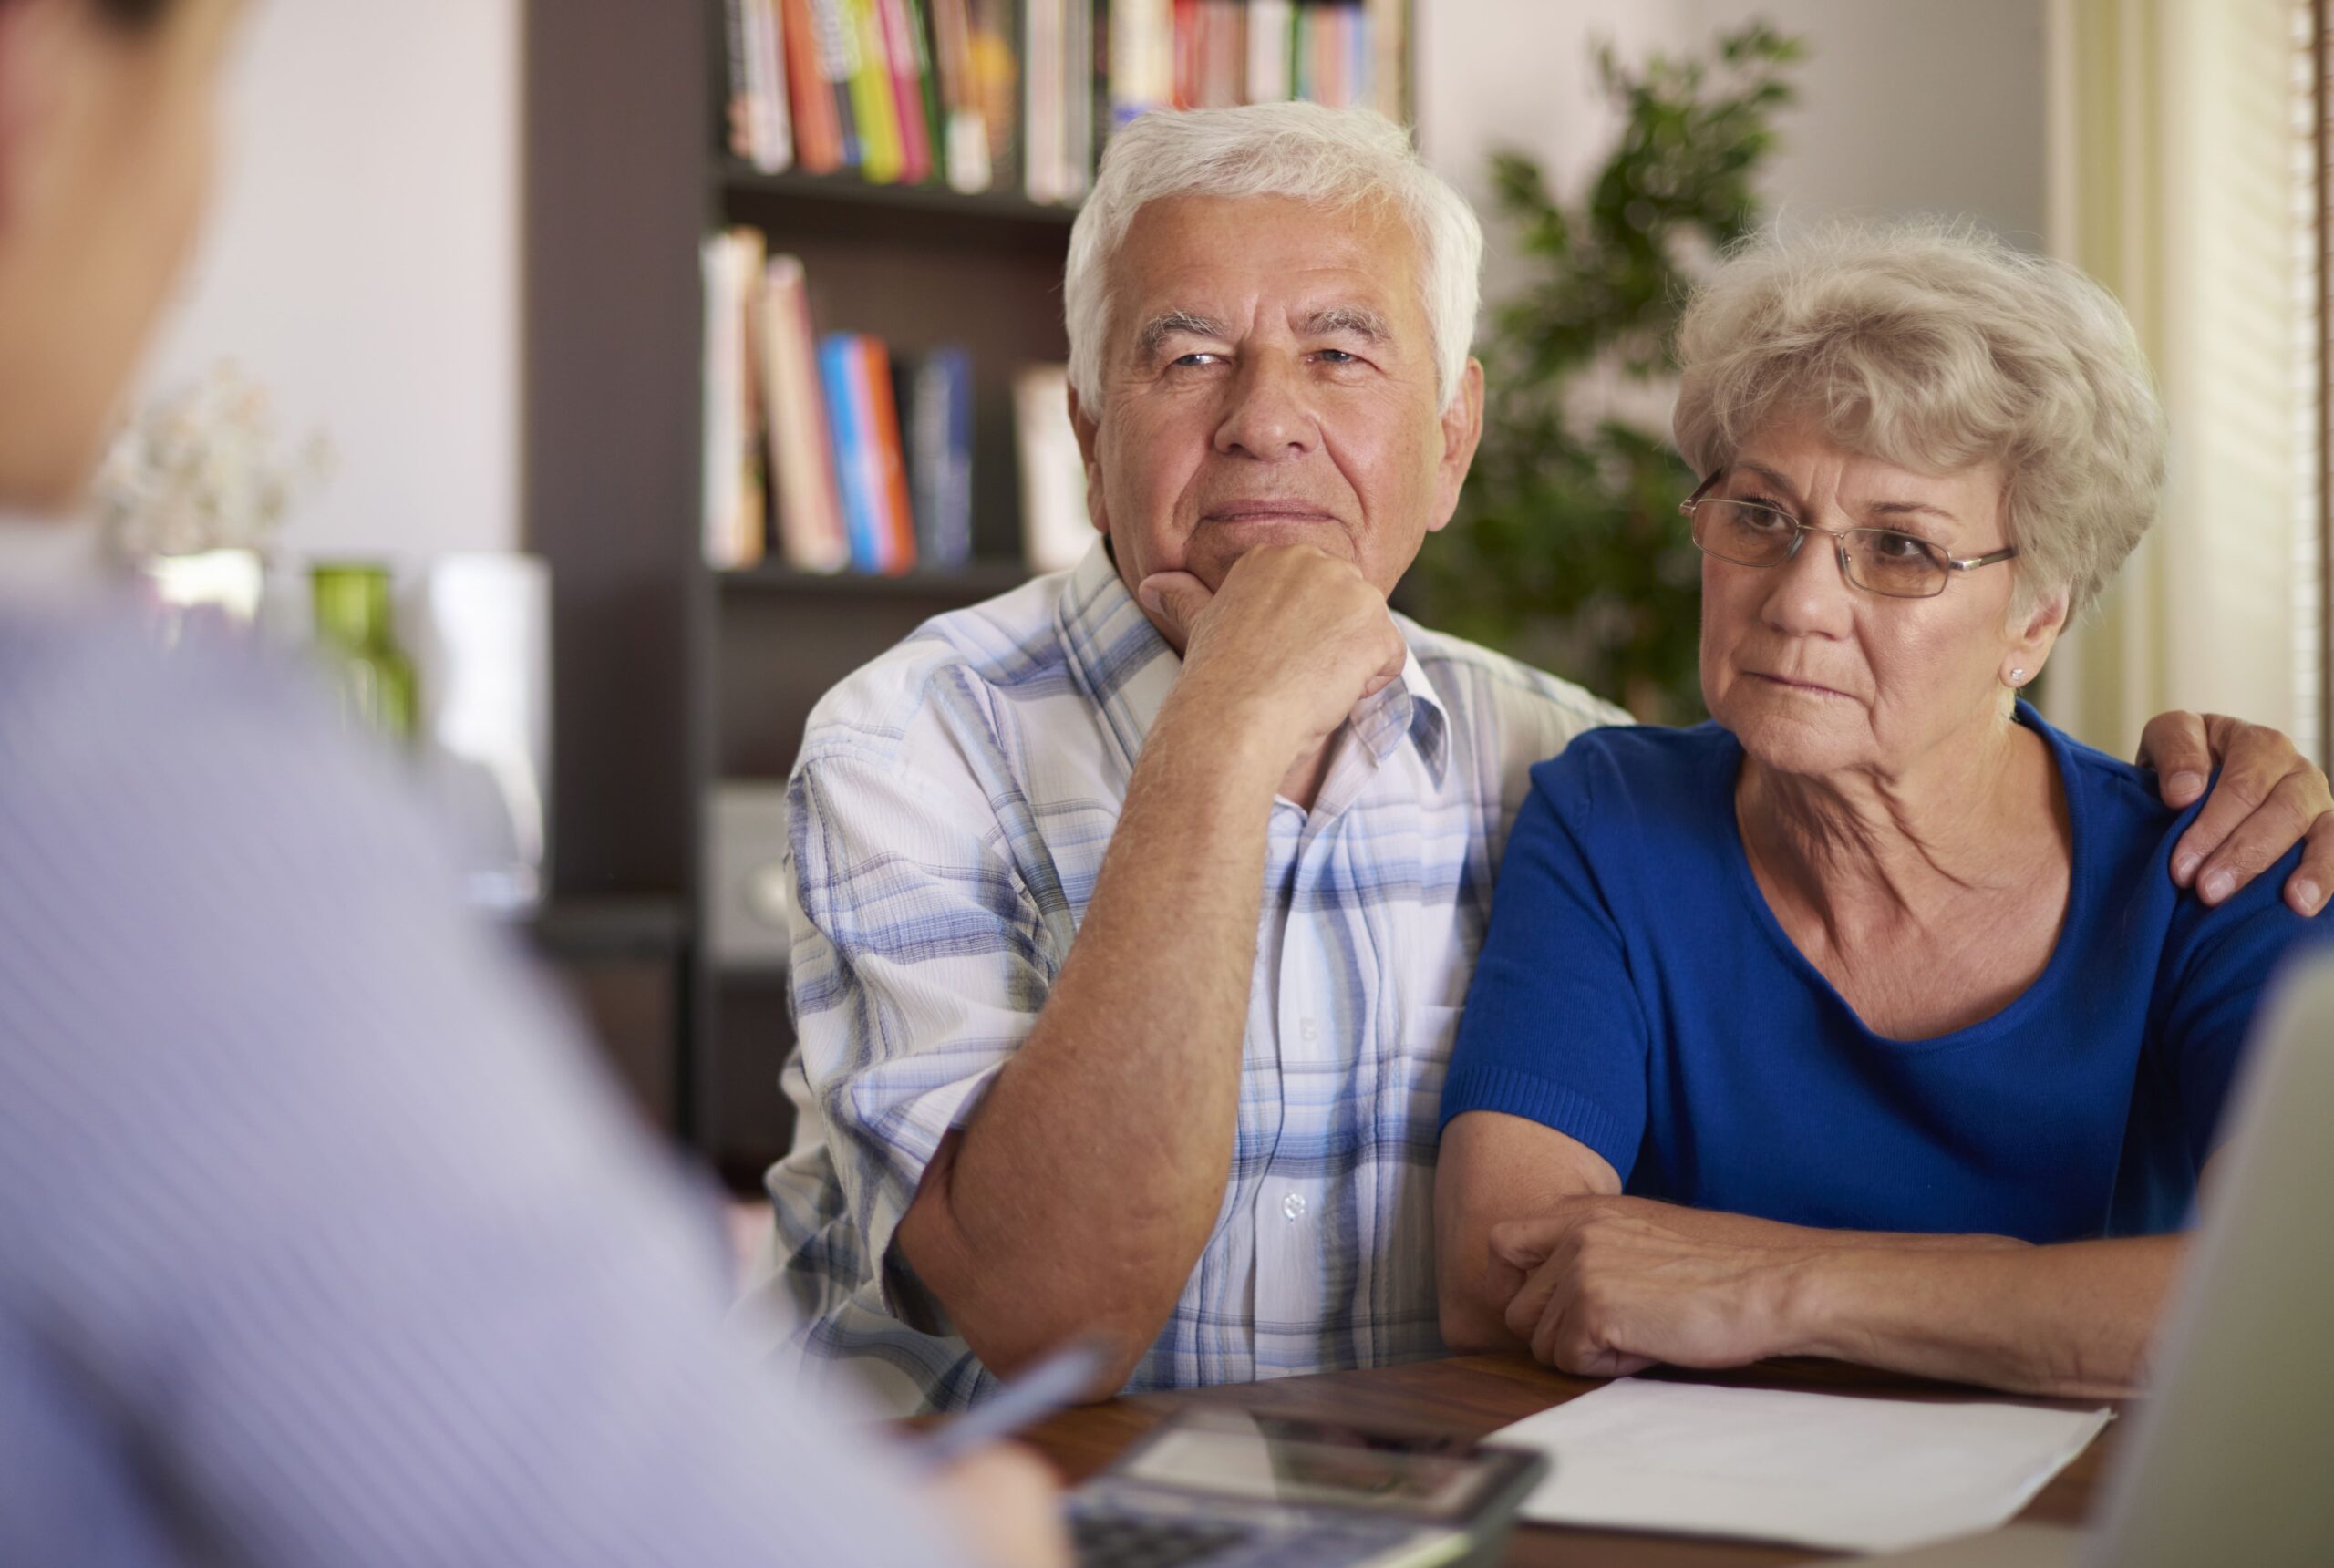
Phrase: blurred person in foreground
[
  {"left": 0, "top": 2, "right": 1062, "bottom": 1563},
  {"left": 1437, "top": 222, "right": 2330, "bottom": 1398},
  {"left": 748, "top": 100, "right": 2334, "bottom": 1416}
]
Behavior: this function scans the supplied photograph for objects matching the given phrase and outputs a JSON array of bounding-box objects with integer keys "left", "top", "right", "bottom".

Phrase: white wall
[
  {"left": 138, "top": 0, "right": 523, "bottom": 567},
  {"left": 1420, "top": 0, "right": 2050, "bottom": 311}
]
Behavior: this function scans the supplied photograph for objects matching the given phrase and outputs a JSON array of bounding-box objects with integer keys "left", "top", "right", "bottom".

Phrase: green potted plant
[{"left": 1413, "top": 24, "right": 1805, "bottom": 722}]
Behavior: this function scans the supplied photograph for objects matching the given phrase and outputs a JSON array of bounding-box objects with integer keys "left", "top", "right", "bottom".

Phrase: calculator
[{"left": 1064, "top": 1407, "right": 1549, "bottom": 1568}]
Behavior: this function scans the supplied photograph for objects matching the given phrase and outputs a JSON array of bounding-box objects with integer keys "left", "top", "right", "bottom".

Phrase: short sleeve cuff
[
  {"left": 852, "top": 1060, "right": 1010, "bottom": 1327},
  {"left": 1439, "top": 1061, "right": 1641, "bottom": 1181}
]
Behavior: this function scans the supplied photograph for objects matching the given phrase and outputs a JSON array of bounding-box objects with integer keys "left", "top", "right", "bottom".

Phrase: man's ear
[
  {"left": 1069, "top": 380, "right": 1109, "bottom": 538},
  {"left": 1427, "top": 357, "right": 1485, "bottom": 533},
  {"left": 0, "top": 0, "right": 76, "bottom": 236}
]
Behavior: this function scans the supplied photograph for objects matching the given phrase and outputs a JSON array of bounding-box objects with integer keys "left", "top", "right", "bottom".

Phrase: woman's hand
[{"left": 1489, "top": 1197, "right": 1815, "bottom": 1378}]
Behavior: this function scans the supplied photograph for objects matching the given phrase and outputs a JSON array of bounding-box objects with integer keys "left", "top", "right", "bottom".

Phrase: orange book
[
  {"left": 782, "top": 0, "right": 843, "bottom": 171},
  {"left": 858, "top": 337, "right": 918, "bottom": 573}
]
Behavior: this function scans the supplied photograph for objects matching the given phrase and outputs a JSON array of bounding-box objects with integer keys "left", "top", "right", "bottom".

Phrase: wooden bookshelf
[{"left": 528, "top": 0, "right": 1412, "bottom": 1191}]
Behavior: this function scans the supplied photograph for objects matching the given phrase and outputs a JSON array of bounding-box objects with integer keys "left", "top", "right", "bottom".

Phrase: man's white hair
[{"left": 1064, "top": 102, "right": 1483, "bottom": 413}]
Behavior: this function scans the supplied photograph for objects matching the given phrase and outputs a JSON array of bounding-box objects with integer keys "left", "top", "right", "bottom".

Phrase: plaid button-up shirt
[{"left": 751, "top": 542, "right": 1625, "bottom": 1414}]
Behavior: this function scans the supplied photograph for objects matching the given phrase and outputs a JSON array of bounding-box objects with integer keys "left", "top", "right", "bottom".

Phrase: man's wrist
[{"left": 1148, "top": 681, "right": 1302, "bottom": 790}]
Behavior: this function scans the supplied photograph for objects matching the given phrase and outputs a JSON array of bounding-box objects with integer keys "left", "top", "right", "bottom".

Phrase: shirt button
[
  {"left": 1298, "top": 1017, "right": 1318, "bottom": 1043},
  {"left": 1282, "top": 1192, "right": 1308, "bottom": 1222}
]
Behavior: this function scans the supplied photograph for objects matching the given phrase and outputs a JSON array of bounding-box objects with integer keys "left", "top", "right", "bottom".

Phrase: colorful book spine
[
  {"left": 928, "top": 0, "right": 993, "bottom": 191},
  {"left": 806, "top": 0, "right": 863, "bottom": 169},
  {"left": 902, "top": 0, "right": 950, "bottom": 181},
  {"left": 744, "top": 0, "right": 795, "bottom": 170},
  {"left": 845, "top": 0, "right": 906, "bottom": 182},
  {"left": 967, "top": 0, "right": 1019, "bottom": 190},
  {"left": 782, "top": 0, "right": 844, "bottom": 172},
  {"left": 724, "top": 0, "right": 757, "bottom": 160},
  {"left": 759, "top": 256, "right": 849, "bottom": 573},
  {"left": 819, "top": 334, "right": 882, "bottom": 570},
  {"left": 858, "top": 337, "right": 919, "bottom": 573},
  {"left": 875, "top": 0, "right": 935, "bottom": 184}
]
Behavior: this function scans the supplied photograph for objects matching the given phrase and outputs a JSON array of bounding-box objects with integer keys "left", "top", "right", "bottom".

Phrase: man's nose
[{"left": 1213, "top": 352, "right": 1316, "bottom": 460}]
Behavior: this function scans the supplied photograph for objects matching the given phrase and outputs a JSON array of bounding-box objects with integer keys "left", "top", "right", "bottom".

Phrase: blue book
[
  {"left": 904, "top": 345, "right": 974, "bottom": 568},
  {"left": 819, "top": 333, "right": 882, "bottom": 570}
]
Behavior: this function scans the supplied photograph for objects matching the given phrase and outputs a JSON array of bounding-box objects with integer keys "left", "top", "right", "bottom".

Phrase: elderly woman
[{"left": 1433, "top": 222, "right": 2329, "bottom": 1398}]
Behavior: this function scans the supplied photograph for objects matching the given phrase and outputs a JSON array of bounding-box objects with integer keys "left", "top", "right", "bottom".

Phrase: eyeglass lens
[{"left": 1691, "top": 499, "right": 1947, "bottom": 598}]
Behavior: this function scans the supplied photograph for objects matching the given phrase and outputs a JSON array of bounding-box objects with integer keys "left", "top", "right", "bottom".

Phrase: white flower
[{"left": 94, "top": 361, "right": 332, "bottom": 561}]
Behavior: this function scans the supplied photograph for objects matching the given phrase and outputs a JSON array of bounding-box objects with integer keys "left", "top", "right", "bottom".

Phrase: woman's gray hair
[
  {"left": 1064, "top": 102, "right": 1483, "bottom": 414},
  {"left": 1671, "top": 220, "right": 2167, "bottom": 620}
]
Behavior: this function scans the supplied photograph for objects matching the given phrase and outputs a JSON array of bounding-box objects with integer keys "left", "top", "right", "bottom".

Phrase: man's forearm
[
  {"left": 1779, "top": 1233, "right": 2184, "bottom": 1398},
  {"left": 897, "top": 698, "right": 1289, "bottom": 1381}
]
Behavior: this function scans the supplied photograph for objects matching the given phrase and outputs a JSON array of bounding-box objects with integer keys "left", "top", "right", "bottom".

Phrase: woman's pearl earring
[{"left": 2009, "top": 668, "right": 2028, "bottom": 686}]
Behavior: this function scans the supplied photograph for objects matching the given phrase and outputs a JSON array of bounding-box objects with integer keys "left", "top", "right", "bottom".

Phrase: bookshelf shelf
[
  {"left": 717, "top": 559, "right": 1037, "bottom": 598},
  {"left": 716, "top": 160, "right": 1080, "bottom": 230}
]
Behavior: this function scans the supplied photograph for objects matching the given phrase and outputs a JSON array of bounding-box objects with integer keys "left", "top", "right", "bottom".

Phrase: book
[
  {"left": 845, "top": 0, "right": 906, "bottom": 182},
  {"left": 902, "top": 0, "right": 950, "bottom": 181},
  {"left": 1367, "top": 0, "right": 1404, "bottom": 119},
  {"left": 820, "top": 334, "right": 883, "bottom": 569},
  {"left": 744, "top": 0, "right": 795, "bottom": 170},
  {"left": 700, "top": 229, "right": 769, "bottom": 570},
  {"left": 783, "top": 0, "right": 845, "bottom": 172},
  {"left": 928, "top": 0, "right": 994, "bottom": 191},
  {"left": 759, "top": 256, "right": 850, "bottom": 573},
  {"left": 903, "top": 346, "right": 974, "bottom": 568},
  {"left": 875, "top": 0, "right": 936, "bottom": 184},
  {"left": 1110, "top": 0, "right": 1172, "bottom": 128},
  {"left": 857, "top": 337, "right": 919, "bottom": 572},
  {"left": 1024, "top": 0, "right": 1091, "bottom": 202},
  {"left": 724, "top": 0, "right": 758, "bottom": 160},
  {"left": 966, "top": 0, "right": 1019, "bottom": 190},
  {"left": 1246, "top": 0, "right": 1292, "bottom": 103},
  {"left": 1023, "top": 0, "right": 1062, "bottom": 201},
  {"left": 1014, "top": 364, "right": 1089, "bottom": 573},
  {"left": 805, "top": 0, "right": 864, "bottom": 169}
]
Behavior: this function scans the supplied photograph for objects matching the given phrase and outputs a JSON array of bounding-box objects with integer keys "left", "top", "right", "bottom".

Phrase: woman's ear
[{"left": 2002, "top": 587, "right": 2071, "bottom": 690}]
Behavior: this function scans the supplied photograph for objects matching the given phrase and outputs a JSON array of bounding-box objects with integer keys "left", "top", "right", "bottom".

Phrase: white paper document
[{"left": 1488, "top": 1377, "right": 2112, "bottom": 1555}]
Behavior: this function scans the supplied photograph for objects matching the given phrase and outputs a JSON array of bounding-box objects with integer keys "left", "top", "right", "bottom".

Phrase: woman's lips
[{"left": 1749, "top": 671, "right": 1852, "bottom": 699}]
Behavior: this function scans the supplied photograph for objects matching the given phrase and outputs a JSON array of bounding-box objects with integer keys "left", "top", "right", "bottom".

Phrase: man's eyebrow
[
  {"left": 1299, "top": 304, "right": 1392, "bottom": 341},
  {"left": 1134, "top": 310, "right": 1232, "bottom": 358}
]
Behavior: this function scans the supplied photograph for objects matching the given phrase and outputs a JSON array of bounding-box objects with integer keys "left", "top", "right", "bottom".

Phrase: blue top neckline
[{"left": 1714, "top": 699, "right": 2089, "bottom": 1053}]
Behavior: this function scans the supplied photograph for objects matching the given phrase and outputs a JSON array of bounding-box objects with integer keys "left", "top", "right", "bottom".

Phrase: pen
[{"left": 911, "top": 1338, "right": 1110, "bottom": 1473}]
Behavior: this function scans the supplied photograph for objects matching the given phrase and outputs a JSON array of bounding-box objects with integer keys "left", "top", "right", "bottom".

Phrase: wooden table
[{"left": 1008, "top": 1355, "right": 2120, "bottom": 1566}]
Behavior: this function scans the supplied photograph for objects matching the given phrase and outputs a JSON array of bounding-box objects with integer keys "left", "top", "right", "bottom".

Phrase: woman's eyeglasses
[{"left": 1679, "top": 475, "right": 2016, "bottom": 600}]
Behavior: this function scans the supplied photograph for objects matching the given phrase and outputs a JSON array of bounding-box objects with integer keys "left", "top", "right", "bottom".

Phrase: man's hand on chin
[{"left": 1137, "top": 543, "right": 1408, "bottom": 769}]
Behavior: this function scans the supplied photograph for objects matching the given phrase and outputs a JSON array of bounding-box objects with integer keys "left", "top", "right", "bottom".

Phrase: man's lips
[
  {"left": 1749, "top": 671, "right": 1853, "bottom": 699},
  {"left": 1201, "top": 502, "right": 1338, "bottom": 523}
]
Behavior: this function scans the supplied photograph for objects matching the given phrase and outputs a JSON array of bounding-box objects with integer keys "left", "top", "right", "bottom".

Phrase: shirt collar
[{"left": 1055, "top": 538, "right": 1451, "bottom": 788}]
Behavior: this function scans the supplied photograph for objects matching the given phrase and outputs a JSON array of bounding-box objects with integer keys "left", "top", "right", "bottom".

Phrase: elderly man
[{"left": 750, "top": 102, "right": 2334, "bottom": 1415}]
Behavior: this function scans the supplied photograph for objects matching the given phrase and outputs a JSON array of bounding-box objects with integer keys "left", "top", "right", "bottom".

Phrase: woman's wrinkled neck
[{"left": 1735, "top": 704, "right": 2058, "bottom": 931}]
